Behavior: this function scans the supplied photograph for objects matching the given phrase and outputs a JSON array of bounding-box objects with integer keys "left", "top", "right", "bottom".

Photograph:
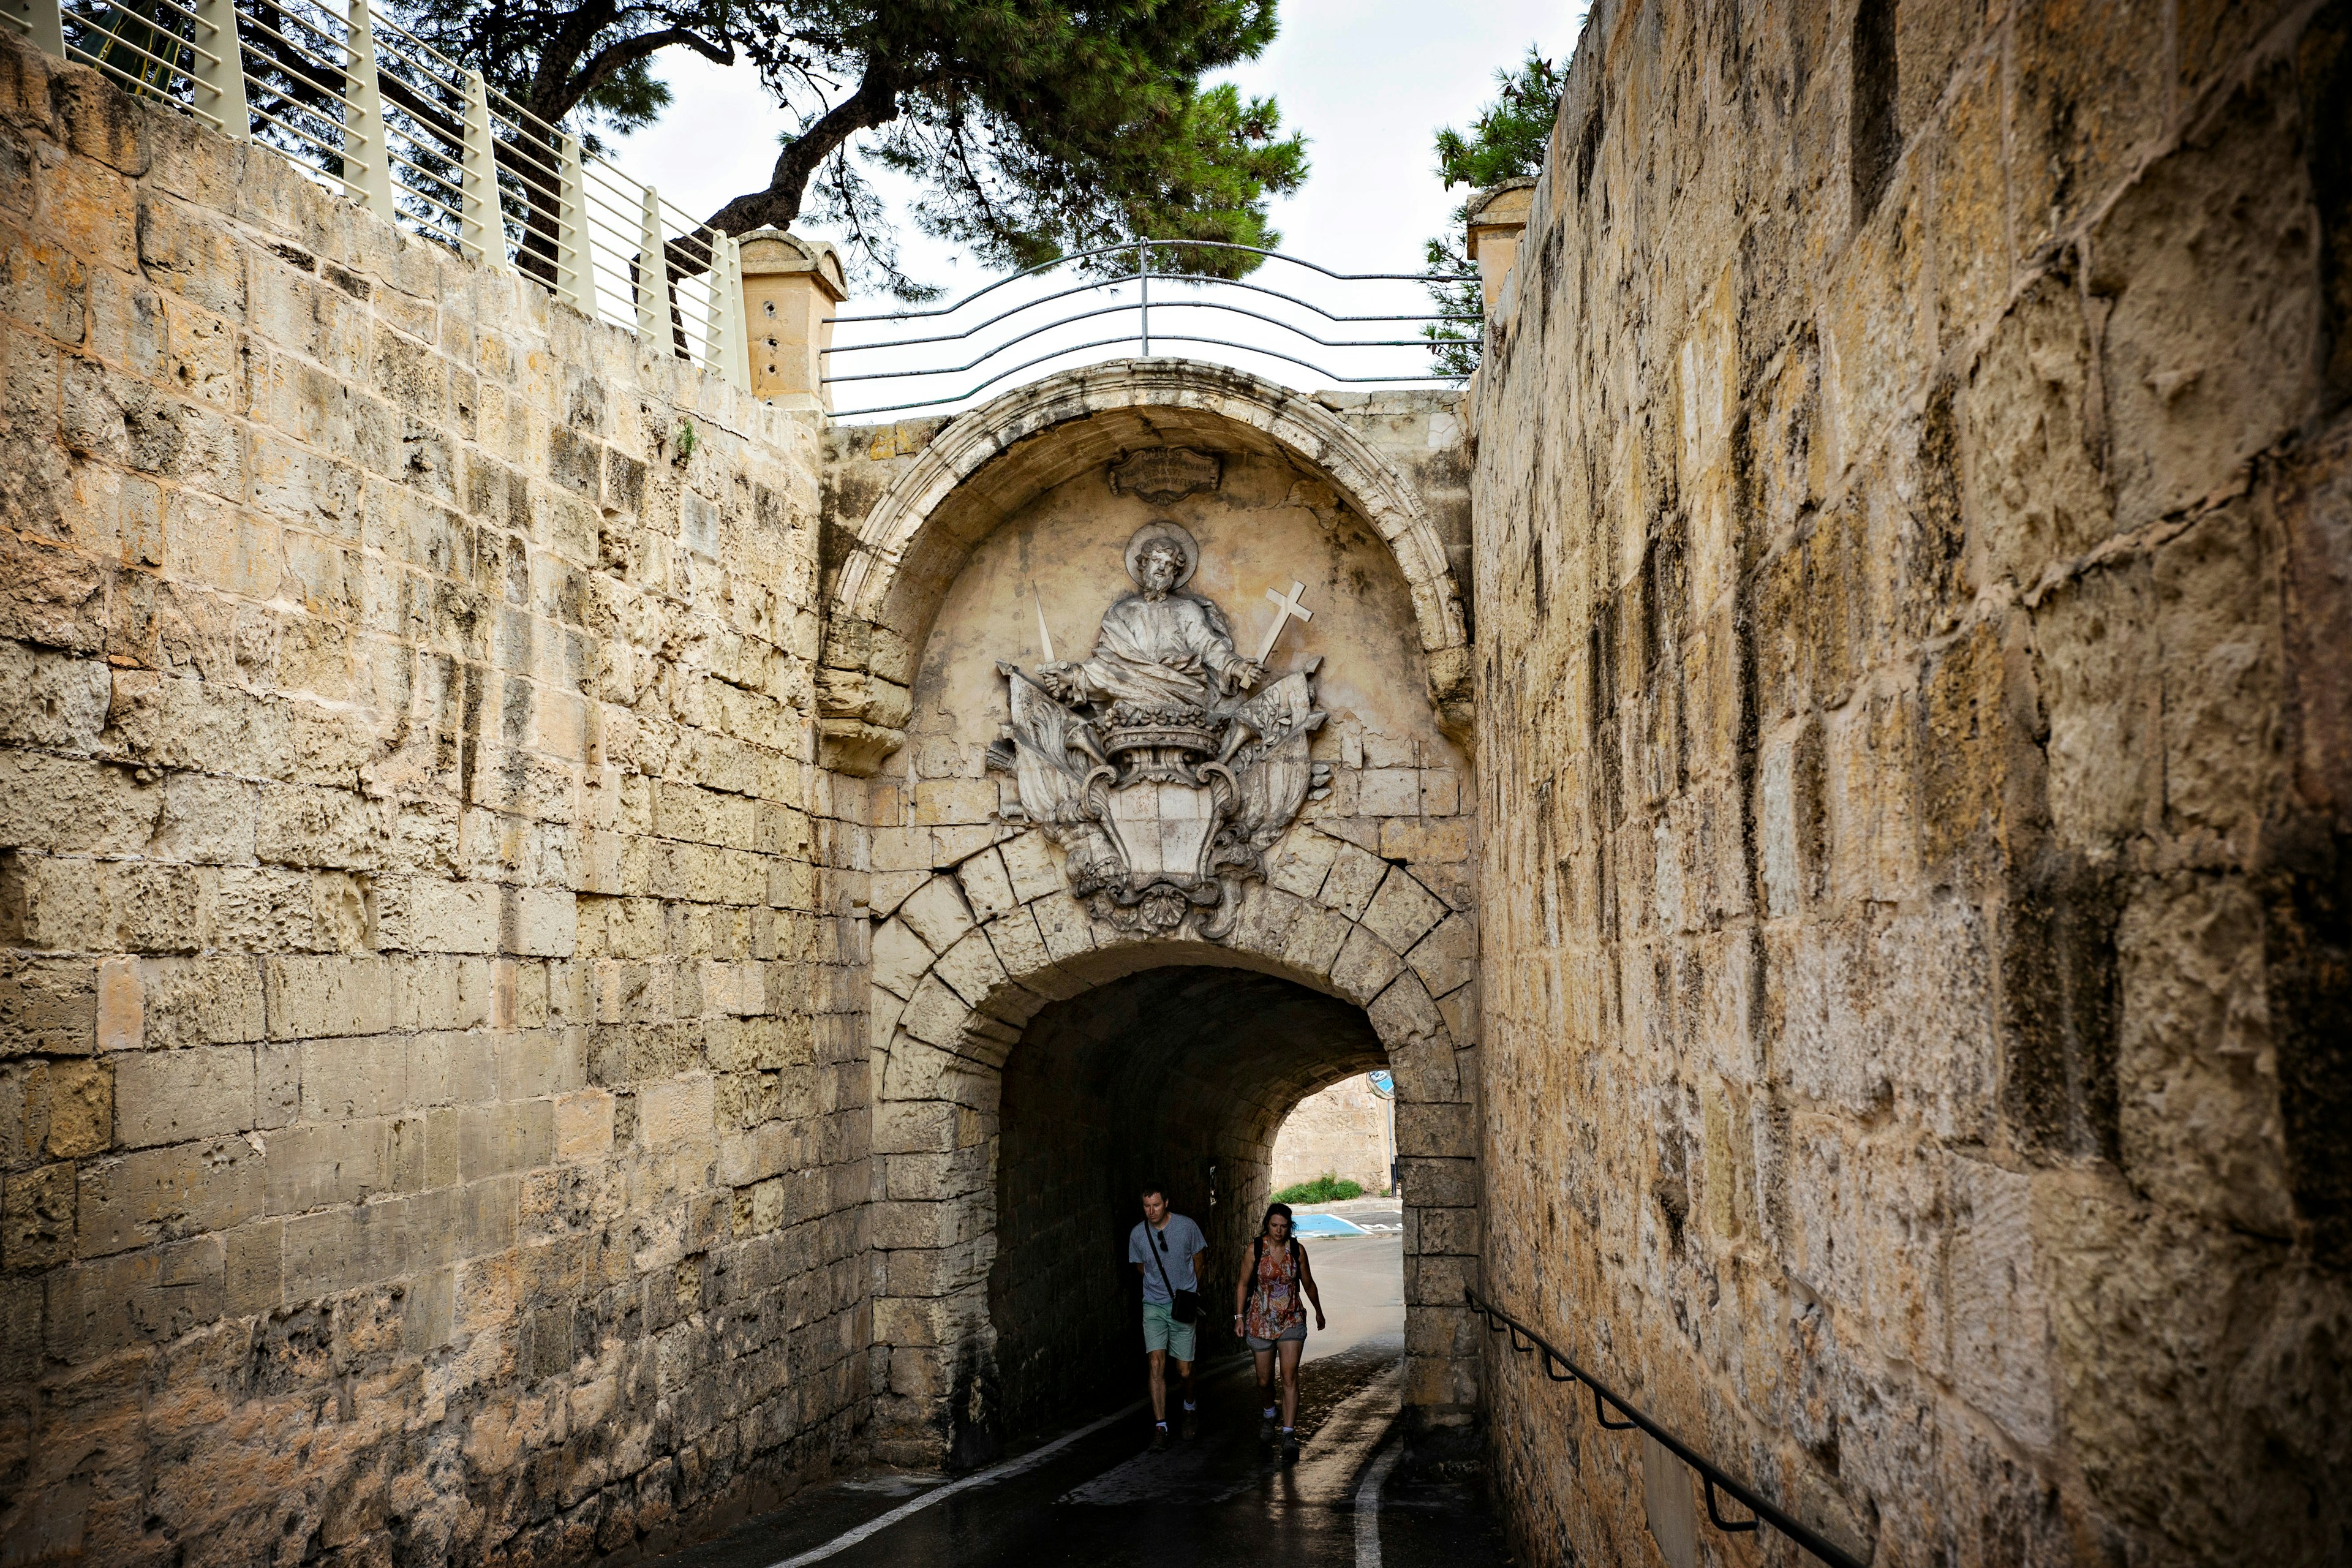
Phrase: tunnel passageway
[
  {"left": 987, "top": 965, "right": 1390, "bottom": 1439},
  {"left": 644, "top": 964, "right": 1506, "bottom": 1568}
]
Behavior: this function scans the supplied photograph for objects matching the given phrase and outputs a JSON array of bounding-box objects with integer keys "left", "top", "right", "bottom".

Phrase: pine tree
[{"left": 390, "top": 0, "right": 1308, "bottom": 294}]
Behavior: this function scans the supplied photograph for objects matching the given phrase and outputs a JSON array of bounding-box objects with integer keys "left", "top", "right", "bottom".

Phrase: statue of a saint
[
  {"left": 1037, "top": 522, "right": 1265, "bottom": 712},
  {"left": 993, "top": 519, "right": 1328, "bottom": 940}
]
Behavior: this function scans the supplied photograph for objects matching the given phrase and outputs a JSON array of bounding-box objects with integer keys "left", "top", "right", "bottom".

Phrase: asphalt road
[{"left": 641, "top": 1227, "right": 1511, "bottom": 1568}]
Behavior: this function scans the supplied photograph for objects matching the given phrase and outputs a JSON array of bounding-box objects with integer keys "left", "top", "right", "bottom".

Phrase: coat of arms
[{"left": 989, "top": 522, "right": 1330, "bottom": 940}]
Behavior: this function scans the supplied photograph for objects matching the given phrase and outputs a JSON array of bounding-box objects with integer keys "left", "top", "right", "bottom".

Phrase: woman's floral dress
[{"left": 1245, "top": 1240, "right": 1306, "bottom": 1341}]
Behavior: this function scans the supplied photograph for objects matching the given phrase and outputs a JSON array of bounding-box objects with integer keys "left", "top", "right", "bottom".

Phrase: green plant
[
  {"left": 673, "top": 418, "right": 698, "bottom": 462},
  {"left": 1422, "top": 46, "right": 1563, "bottom": 379},
  {"left": 1272, "top": 1173, "right": 1363, "bottom": 1205}
]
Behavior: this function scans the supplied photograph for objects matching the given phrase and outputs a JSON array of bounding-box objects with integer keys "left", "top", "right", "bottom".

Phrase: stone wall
[
  {"left": 1270, "top": 1073, "right": 1394, "bottom": 1194},
  {"left": 0, "top": 36, "right": 871, "bottom": 1564},
  {"left": 1471, "top": 0, "right": 2352, "bottom": 1564}
]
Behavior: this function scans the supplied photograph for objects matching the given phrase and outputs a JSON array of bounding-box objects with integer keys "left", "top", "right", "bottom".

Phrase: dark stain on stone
[
  {"left": 2263, "top": 816, "right": 2352, "bottom": 1268},
  {"left": 2002, "top": 847, "right": 2124, "bottom": 1164},
  {"left": 2299, "top": 0, "right": 2352, "bottom": 407}
]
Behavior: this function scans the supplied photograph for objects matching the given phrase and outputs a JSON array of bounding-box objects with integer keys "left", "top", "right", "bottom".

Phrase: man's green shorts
[{"left": 1142, "top": 1300, "right": 1196, "bottom": 1362}]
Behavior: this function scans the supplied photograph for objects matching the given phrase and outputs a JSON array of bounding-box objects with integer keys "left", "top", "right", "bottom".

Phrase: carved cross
[{"left": 1253, "top": 581, "right": 1313, "bottom": 664}]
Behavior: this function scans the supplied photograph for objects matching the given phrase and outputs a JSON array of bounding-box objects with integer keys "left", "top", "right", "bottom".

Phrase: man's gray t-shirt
[{"left": 1129, "top": 1214, "right": 1207, "bottom": 1304}]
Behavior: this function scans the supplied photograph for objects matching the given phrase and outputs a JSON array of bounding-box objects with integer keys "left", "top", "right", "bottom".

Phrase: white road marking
[
  {"left": 1355, "top": 1436, "right": 1403, "bottom": 1568},
  {"left": 764, "top": 1401, "right": 1143, "bottom": 1568}
]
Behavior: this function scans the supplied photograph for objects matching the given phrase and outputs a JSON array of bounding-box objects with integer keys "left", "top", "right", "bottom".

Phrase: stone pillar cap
[
  {"left": 736, "top": 228, "right": 848, "bottom": 301},
  {"left": 1463, "top": 177, "right": 1537, "bottom": 222},
  {"left": 1464, "top": 178, "right": 1537, "bottom": 262}
]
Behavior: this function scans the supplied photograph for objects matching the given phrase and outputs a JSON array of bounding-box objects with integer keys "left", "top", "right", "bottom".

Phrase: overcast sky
[{"left": 617, "top": 2, "right": 1591, "bottom": 414}]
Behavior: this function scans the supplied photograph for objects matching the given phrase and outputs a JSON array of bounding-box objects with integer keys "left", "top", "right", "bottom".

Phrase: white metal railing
[
  {"left": 826, "top": 238, "right": 1475, "bottom": 418},
  {"left": 2, "top": 0, "right": 750, "bottom": 389}
]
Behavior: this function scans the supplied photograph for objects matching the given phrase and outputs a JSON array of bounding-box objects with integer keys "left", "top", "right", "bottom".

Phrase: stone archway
[
  {"left": 826, "top": 356, "right": 1485, "bottom": 1467},
  {"left": 864, "top": 850, "right": 1481, "bottom": 1465},
  {"left": 818, "top": 359, "right": 1477, "bottom": 774}
]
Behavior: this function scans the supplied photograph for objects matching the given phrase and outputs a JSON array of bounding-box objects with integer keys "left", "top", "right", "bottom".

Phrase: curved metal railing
[
  {"left": 1466, "top": 1286, "right": 1867, "bottom": 1568},
  {"left": 824, "top": 238, "right": 1474, "bottom": 418}
]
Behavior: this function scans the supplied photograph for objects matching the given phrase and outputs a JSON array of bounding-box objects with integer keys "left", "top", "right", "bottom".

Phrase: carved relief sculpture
[{"left": 990, "top": 522, "right": 1329, "bottom": 939}]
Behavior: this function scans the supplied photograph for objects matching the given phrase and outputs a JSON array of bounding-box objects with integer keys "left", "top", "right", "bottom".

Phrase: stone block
[
  {"left": 0, "top": 752, "right": 160, "bottom": 854},
  {"left": 1327, "top": 923, "right": 1404, "bottom": 1006},
  {"left": 1319, "top": 842, "right": 1388, "bottom": 920},
  {"left": 1368, "top": 972, "right": 1446, "bottom": 1049},
  {"left": 265, "top": 1118, "right": 390, "bottom": 1214},
  {"left": 1947, "top": 1156, "right": 2055, "bottom": 1446},
  {"left": 0, "top": 956, "right": 96, "bottom": 1058},
  {"left": 1395, "top": 1101, "right": 1474, "bottom": 1160},
  {"left": 2, "top": 1161, "right": 75, "bottom": 1269},
  {"left": 1280, "top": 903, "right": 1351, "bottom": 981},
  {"left": 638, "top": 1075, "right": 715, "bottom": 1153},
  {"left": 956, "top": 848, "right": 1017, "bottom": 922},
  {"left": 96, "top": 959, "right": 141, "bottom": 1052},
  {"left": 456, "top": 1098, "right": 556, "bottom": 1177},
  {"left": 0, "top": 644, "right": 108, "bottom": 753},
  {"left": 554, "top": 1089, "right": 614, "bottom": 1161},
  {"left": 45, "top": 1237, "right": 224, "bottom": 1363},
  {"left": 981, "top": 910, "right": 1052, "bottom": 990},
  {"left": 895, "top": 875, "right": 975, "bottom": 954},
  {"left": 1363, "top": 867, "right": 1447, "bottom": 954},
  {"left": 111, "top": 1043, "right": 262, "bottom": 1148},
  {"left": 1357, "top": 767, "right": 1420, "bottom": 817},
  {"left": 870, "top": 917, "right": 935, "bottom": 1000},
  {"left": 2154, "top": 507, "right": 2283, "bottom": 846},
  {"left": 265, "top": 957, "right": 393, "bottom": 1039},
  {"left": 1028, "top": 892, "right": 1096, "bottom": 964},
  {"left": 77, "top": 1136, "right": 263, "bottom": 1256},
  {"left": 1378, "top": 817, "right": 1470, "bottom": 864},
  {"left": 912, "top": 779, "right": 997, "bottom": 827},
  {"left": 378, "top": 878, "right": 500, "bottom": 954},
  {"left": 932, "top": 929, "right": 1008, "bottom": 1009},
  {"left": 1405, "top": 914, "right": 1476, "bottom": 1000},
  {"left": 1266, "top": 828, "right": 1340, "bottom": 898},
  {"left": 507, "top": 887, "right": 578, "bottom": 957},
  {"left": 998, "top": 831, "right": 1063, "bottom": 903}
]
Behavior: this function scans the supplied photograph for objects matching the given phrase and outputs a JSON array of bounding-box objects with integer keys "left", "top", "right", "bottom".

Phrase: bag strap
[{"left": 1147, "top": 1219, "right": 1180, "bottom": 1300}]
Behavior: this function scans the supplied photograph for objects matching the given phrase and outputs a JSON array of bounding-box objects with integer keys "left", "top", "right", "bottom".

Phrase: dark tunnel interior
[{"left": 983, "top": 965, "right": 1389, "bottom": 1441}]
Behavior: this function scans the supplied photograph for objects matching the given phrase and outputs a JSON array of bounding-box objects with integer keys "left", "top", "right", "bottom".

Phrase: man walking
[{"left": 1129, "top": 1182, "right": 1207, "bottom": 1449}]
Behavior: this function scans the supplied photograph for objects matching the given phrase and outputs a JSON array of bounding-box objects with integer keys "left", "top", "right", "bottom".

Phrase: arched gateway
[{"left": 821, "top": 361, "right": 1484, "bottom": 1464}]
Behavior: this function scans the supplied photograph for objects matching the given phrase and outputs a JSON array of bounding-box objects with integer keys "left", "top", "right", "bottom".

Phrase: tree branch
[
  {"left": 568, "top": 24, "right": 734, "bottom": 107},
  {"left": 693, "top": 56, "right": 911, "bottom": 238}
]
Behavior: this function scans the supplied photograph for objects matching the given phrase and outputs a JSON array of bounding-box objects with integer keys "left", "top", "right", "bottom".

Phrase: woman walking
[{"left": 1232, "top": 1202, "right": 1326, "bottom": 1463}]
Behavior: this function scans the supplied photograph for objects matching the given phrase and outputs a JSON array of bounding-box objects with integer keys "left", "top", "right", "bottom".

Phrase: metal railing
[
  {"left": 824, "top": 238, "right": 1475, "bottom": 418},
  {"left": 1466, "top": 1286, "right": 1866, "bottom": 1568},
  {"left": 3, "top": 0, "right": 752, "bottom": 388}
]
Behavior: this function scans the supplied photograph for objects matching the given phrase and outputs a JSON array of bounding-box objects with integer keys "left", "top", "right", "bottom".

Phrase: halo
[{"left": 1123, "top": 521, "right": 1199, "bottom": 589}]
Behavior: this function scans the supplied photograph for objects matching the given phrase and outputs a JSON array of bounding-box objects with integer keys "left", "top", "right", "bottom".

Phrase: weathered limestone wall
[
  {"left": 0, "top": 37, "right": 871, "bottom": 1564},
  {"left": 1472, "top": 0, "right": 2352, "bottom": 1564},
  {"left": 1270, "top": 1073, "right": 1394, "bottom": 1193}
]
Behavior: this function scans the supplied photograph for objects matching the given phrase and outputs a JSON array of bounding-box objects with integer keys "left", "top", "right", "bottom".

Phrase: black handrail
[{"left": 1464, "top": 1286, "right": 1866, "bottom": 1568}]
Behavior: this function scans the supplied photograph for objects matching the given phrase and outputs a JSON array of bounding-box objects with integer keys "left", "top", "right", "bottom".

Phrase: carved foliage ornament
[{"left": 989, "top": 523, "right": 1329, "bottom": 940}]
